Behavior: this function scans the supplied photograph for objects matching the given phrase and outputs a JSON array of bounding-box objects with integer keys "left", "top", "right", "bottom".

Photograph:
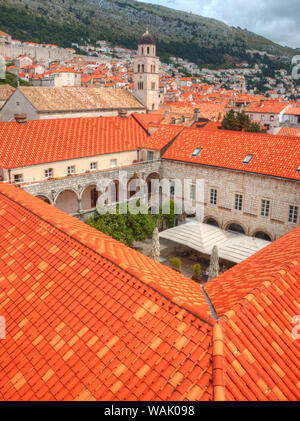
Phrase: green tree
[
  {"left": 169, "top": 257, "right": 182, "bottom": 273},
  {"left": 86, "top": 202, "right": 155, "bottom": 247},
  {"left": 222, "top": 110, "right": 261, "bottom": 133}
]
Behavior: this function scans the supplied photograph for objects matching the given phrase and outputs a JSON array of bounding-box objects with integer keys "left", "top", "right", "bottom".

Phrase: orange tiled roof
[
  {"left": 205, "top": 228, "right": 300, "bottom": 401},
  {"left": 0, "top": 182, "right": 213, "bottom": 401},
  {"left": 162, "top": 128, "right": 300, "bottom": 181},
  {"left": 0, "top": 116, "right": 148, "bottom": 169},
  {"left": 244, "top": 101, "right": 290, "bottom": 114},
  {"left": 132, "top": 112, "right": 165, "bottom": 131},
  {"left": 277, "top": 127, "right": 300, "bottom": 137},
  {"left": 143, "top": 125, "right": 183, "bottom": 151},
  {"left": 0, "top": 182, "right": 300, "bottom": 401}
]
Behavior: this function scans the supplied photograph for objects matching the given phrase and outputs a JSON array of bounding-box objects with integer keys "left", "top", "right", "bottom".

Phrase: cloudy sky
[{"left": 137, "top": 0, "right": 300, "bottom": 48}]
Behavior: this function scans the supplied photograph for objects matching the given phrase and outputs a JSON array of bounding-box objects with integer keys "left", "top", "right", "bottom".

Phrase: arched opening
[
  {"left": 81, "top": 185, "right": 99, "bottom": 211},
  {"left": 138, "top": 64, "right": 141, "bottom": 72},
  {"left": 127, "top": 176, "right": 141, "bottom": 199},
  {"left": 253, "top": 231, "right": 272, "bottom": 242},
  {"left": 142, "top": 64, "right": 145, "bottom": 72},
  {"left": 36, "top": 195, "right": 51, "bottom": 205},
  {"left": 106, "top": 180, "right": 119, "bottom": 204},
  {"left": 226, "top": 223, "right": 246, "bottom": 235},
  {"left": 146, "top": 172, "right": 160, "bottom": 196},
  {"left": 205, "top": 218, "right": 219, "bottom": 228},
  {"left": 55, "top": 190, "right": 78, "bottom": 214}
]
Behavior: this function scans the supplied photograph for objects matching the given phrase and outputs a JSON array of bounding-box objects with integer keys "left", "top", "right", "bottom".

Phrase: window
[
  {"left": 190, "top": 184, "right": 196, "bottom": 201},
  {"left": 261, "top": 115, "right": 265, "bottom": 122},
  {"left": 147, "top": 47, "right": 150, "bottom": 54},
  {"left": 110, "top": 159, "right": 117, "bottom": 168},
  {"left": 297, "top": 165, "right": 300, "bottom": 173},
  {"left": 138, "top": 64, "right": 141, "bottom": 72},
  {"left": 242, "top": 154, "right": 253, "bottom": 164},
  {"left": 170, "top": 181, "right": 175, "bottom": 196},
  {"left": 13, "top": 174, "right": 23, "bottom": 184},
  {"left": 261, "top": 199, "right": 270, "bottom": 217},
  {"left": 45, "top": 168, "right": 53, "bottom": 178},
  {"left": 68, "top": 166, "right": 75, "bottom": 175},
  {"left": 270, "top": 115, "right": 274, "bottom": 122},
  {"left": 191, "top": 148, "right": 203, "bottom": 158},
  {"left": 90, "top": 162, "right": 97, "bottom": 171},
  {"left": 138, "top": 82, "right": 144, "bottom": 90},
  {"left": 147, "top": 151, "right": 154, "bottom": 161},
  {"left": 234, "top": 194, "right": 243, "bottom": 211},
  {"left": 210, "top": 189, "right": 217, "bottom": 206},
  {"left": 289, "top": 205, "right": 298, "bottom": 224},
  {"left": 151, "top": 82, "right": 156, "bottom": 90}
]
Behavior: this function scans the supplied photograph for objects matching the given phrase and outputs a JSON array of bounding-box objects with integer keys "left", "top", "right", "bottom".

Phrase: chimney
[
  {"left": 194, "top": 108, "right": 201, "bottom": 121},
  {"left": 118, "top": 109, "right": 127, "bottom": 119},
  {"left": 14, "top": 114, "right": 27, "bottom": 124}
]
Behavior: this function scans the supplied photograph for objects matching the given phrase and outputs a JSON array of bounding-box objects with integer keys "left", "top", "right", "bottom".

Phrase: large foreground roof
[{"left": 0, "top": 182, "right": 299, "bottom": 401}]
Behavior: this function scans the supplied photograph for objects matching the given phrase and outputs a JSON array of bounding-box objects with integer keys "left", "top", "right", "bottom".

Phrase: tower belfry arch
[{"left": 133, "top": 27, "right": 160, "bottom": 112}]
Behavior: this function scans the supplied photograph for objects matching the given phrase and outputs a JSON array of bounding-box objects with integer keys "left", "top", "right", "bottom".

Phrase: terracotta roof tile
[
  {"left": 18, "top": 87, "right": 144, "bottom": 112},
  {"left": 0, "top": 116, "right": 148, "bottom": 168},
  {"left": 162, "top": 127, "right": 300, "bottom": 181},
  {"left": 0, "top": 182, "right": 213, "bottom": 401},
  {"left": 0, "top": 182, "right": 299, "bottom": 401}
]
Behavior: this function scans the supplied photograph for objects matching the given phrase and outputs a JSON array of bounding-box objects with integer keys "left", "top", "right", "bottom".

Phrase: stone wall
[
  {"left": 0, "top": 43, "right": 73, "bottom": 62},
  {"left": 20, "top": 158, "right": 300, "bottom": 240},
  {"left": 23, "top": 160, "right": 162, "bottom": 216},
  {"left": 161, "top": 160, "right": 300, "bottom": 240}
]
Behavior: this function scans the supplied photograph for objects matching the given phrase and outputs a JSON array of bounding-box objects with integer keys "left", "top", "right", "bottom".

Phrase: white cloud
[{"left": 137, "top": 0, "right": 300, "bottom": 48}]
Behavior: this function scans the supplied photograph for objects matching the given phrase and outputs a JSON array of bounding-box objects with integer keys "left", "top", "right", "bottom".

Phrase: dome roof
[{"left": 139, "top": 27, "right": 156, "bottom": 45}]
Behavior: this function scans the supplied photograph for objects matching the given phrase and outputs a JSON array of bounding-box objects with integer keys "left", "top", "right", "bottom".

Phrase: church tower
[{"left": 133, "top": 27, "right": 160, "bottom": 112}]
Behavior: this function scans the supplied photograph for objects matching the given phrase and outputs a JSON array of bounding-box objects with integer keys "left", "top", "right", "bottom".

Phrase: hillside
[{"left": 0, "top": 0, "right": 297, "bottom": 67}]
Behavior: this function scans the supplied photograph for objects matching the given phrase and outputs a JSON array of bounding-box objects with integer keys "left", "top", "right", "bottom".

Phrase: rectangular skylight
[
  {"left": 243, "top": 154, "right": 253, "bottom": 164},
  {"left": 297, "top": 166, "right": 300, "bottom": 173},
  {"left": 191, "top": 148, "right": 203, "bottom": 157}
]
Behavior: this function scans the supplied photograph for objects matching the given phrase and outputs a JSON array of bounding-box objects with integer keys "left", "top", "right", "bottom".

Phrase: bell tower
[{"left": 133, "top": 27, "right": 160, "bottom": 112}]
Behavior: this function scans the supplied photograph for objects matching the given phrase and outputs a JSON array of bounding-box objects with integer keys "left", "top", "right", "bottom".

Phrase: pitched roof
[
  {"left": 0, "top": 182, "right": 300, "bottom": 401},
  {"left": 244, "top": 102, "right": 290, "bottom": 114},
  {"left": 162, "top": 128, "right": 300, "bottom": 181},
  {"left": 0, "top": 85, "right": 15, "bottom": 103},
  {"left": 0, "top": 116, "right": 148, "bottom": 169},
  {"left": 132, "top": 112, "right": 165, "bottom": 131},
  {"left": 143, "top": 125, "right": 183, "bottom": 151},
  {"left": 205, "top": 228, "right": 300, "bottom": 401},
  {"left": 17, "top": 87, "right": 144, "bottom": 112},
  {"left": 277, "top": 127, "right": 300, "bottom": 137},
  {"left": 0, "top": 182, "right": 212, "bottom": 401}
]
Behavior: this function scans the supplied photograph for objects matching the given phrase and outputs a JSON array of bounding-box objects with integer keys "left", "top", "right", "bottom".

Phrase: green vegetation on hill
[
  {"left": 0, "top": 0, "right": 297, "bottom": 68},
  {"left": 0, "top": 72, "right": 30, "bottom": 88}
]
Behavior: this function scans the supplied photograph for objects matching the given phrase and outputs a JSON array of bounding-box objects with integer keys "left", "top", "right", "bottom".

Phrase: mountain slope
[{"left": 0, "top": 0, "right": 296, "bottom": 66}]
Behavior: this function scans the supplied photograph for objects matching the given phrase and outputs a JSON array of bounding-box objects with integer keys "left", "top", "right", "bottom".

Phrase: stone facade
[
  {"left": 23, "top": 160, "right": 162, "bottom": 219},
  {"left": 13, "top": 157, "right": 300, "bottom": 240},
  {"left": 0, "top": 42, "right": 73, "bottom": 62},
  {"left": 161, "top": 160, "right": 300, "bottom": 241}
]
